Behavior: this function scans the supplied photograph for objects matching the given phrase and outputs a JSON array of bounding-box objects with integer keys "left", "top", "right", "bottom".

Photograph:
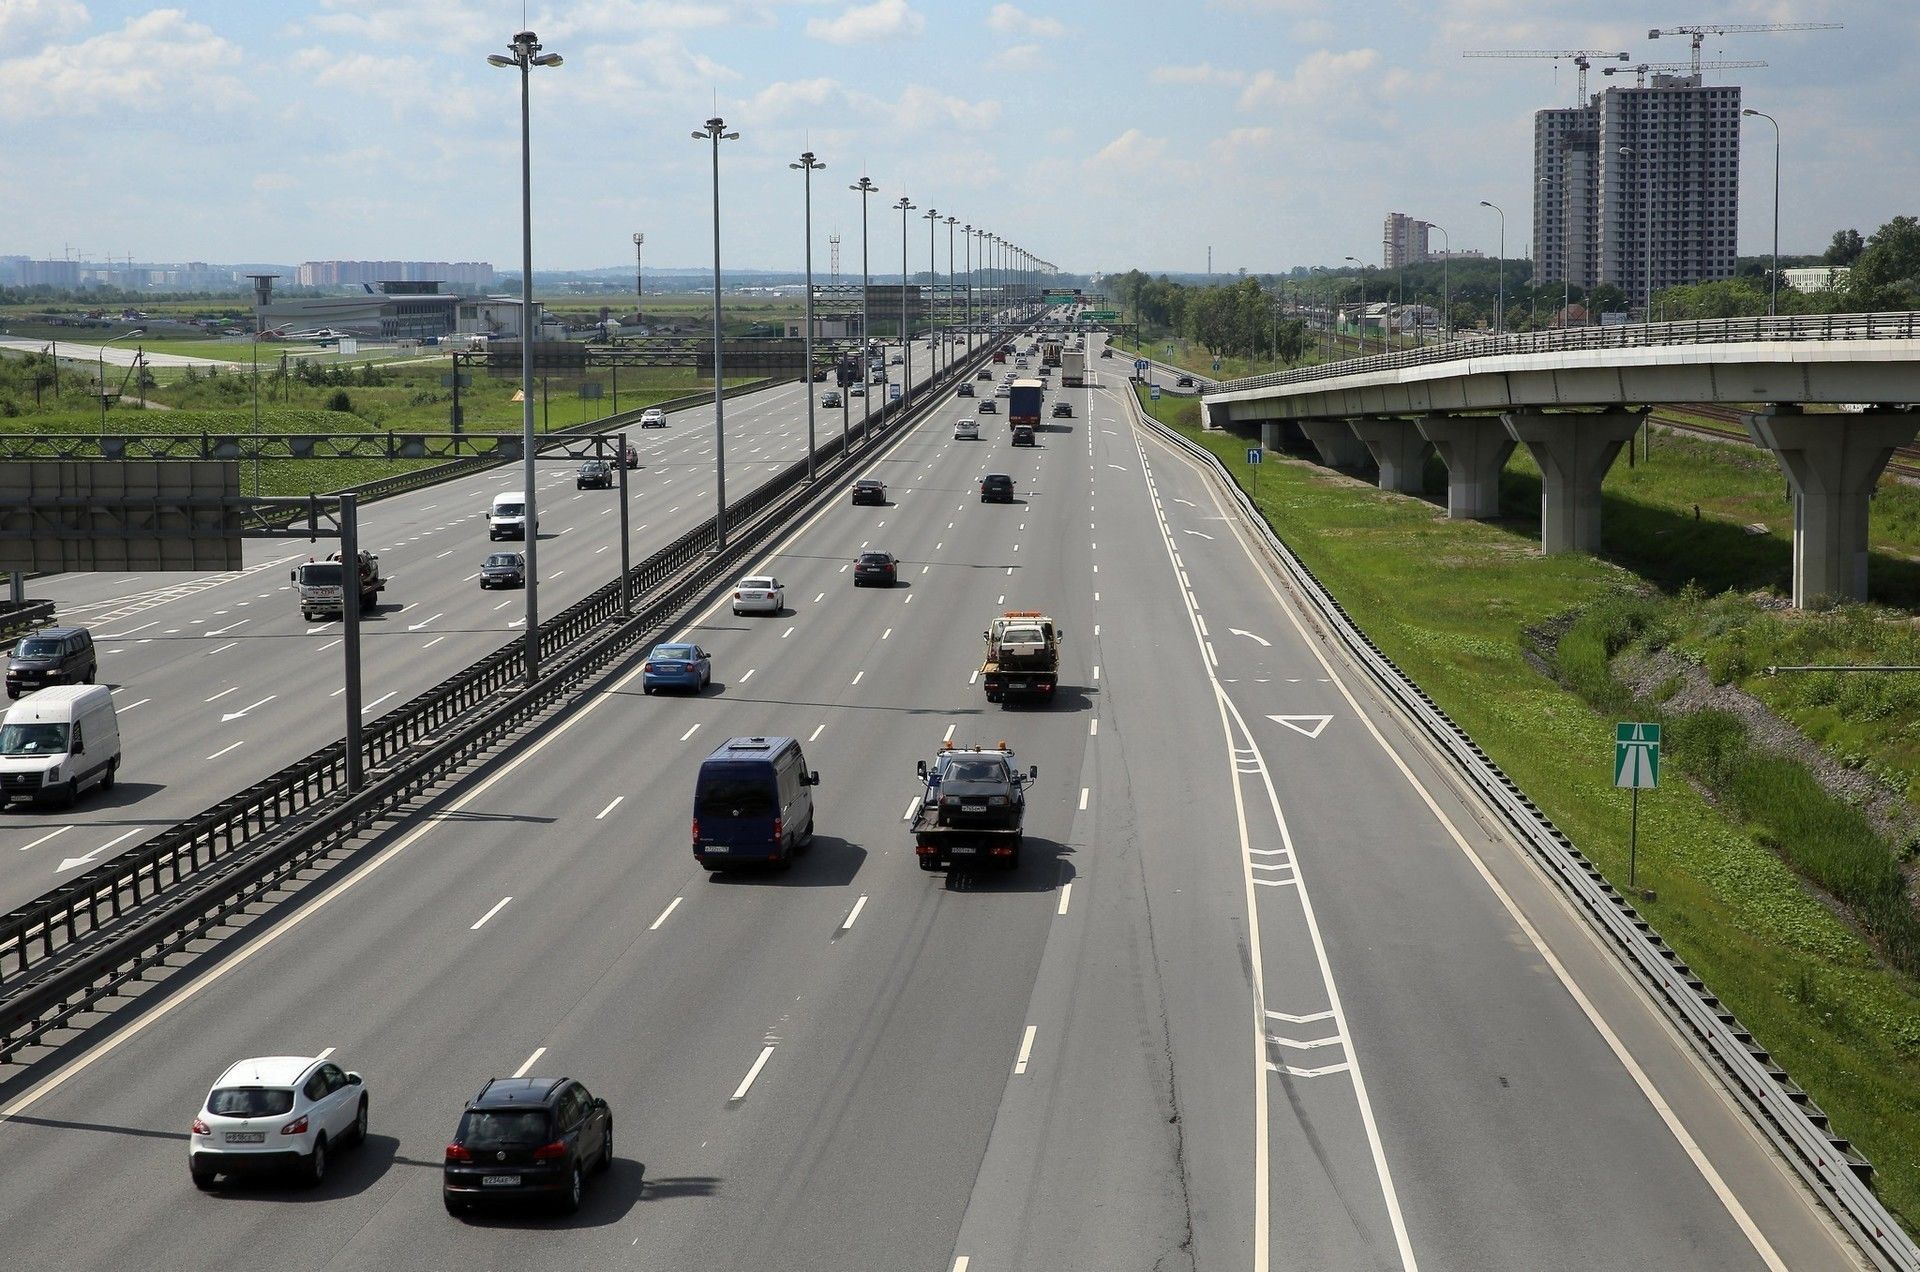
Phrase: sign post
[
  {"left": 1246, "top": 446, "right": 1262, "bottom": 502},
  {"left": 1614, "top": 722, "right": 1661, "bottom": 888}
]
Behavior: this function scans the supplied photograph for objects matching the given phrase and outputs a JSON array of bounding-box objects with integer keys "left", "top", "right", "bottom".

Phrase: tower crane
[
  {"left": 1462, "top": 50, "right": 1630, "bottom": 105},
  {"left": 1647, "top": 22, "right": 1842, "bottom": 75},
  {"left": 1603, "top": 59, "right": 1767, "bottom": 88}
]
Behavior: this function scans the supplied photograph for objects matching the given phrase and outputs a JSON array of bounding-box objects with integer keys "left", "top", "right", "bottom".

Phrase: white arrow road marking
[
  {"left": 221, "top": 694, "right": 277, "bottom": 723},
  {"left": 57, "top": 827, "right": 143, "bottom": 873},
  {"left": 1229, "top": 628, "right": 1271, "bottom": 647},
  {"left": 1268, "top": 1033, "right": 1344, "bottom": 1049},
  {"left": 407, "top": 612, "right": 444, "bottom": 631},
  {"left": 1173, "top": 498, "right": 1198, "bottom": 507},
  {"left": 1268, "top": 714, "right": 1332, "bottom": 739},
  {"left": 1266, "top": 1008, "right": 1335, "bottom": 1024},
  {"left": 1268, "top": 1060, "right": 1352, "bottom": 1079},
  {"left": 1182, "top": 529, "right": 1215, "bottom": 540}
]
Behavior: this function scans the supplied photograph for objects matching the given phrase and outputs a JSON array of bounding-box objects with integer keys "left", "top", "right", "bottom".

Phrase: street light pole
[
  {"left": 922, "top": 206, "right": 939, "bottom": 380},
  {"left": 850, "top": 175, "right": 878, "bottom": 443},
  {"left": 791, "top": 150, "right": 825, "bottom": 481},
  {"left": 963, "top": 224, "right": 974, "bottom": 343},
  {"left": 944, "top": 215, "right": 957, "bottom": 374},
  {"left": 1480, "top": 200, "right": 1505, "bottom": 337},
  {"left": 96, "top": 328, "right": 144, "bottom": 431},
  {"left": 1744, "top": 108, "right": 1781, "bottom": 318},
  {"left": 1431, "top": 224, "right": 1450, "bottom": 341},
  {"left": 895, "top": 196, "right": 915, "bottom": 411},
  {"left": 631, "top": 232, "right": 644, "bottom": 328},
  {"left": 692, "top": 115, "right": 739, "bottom": 549},
  {"left": 1343, "top": 256, "right": 1367, "bottom": 353},
  {"left": 487, "top": 29, "right": 562, "bottom": 685}
]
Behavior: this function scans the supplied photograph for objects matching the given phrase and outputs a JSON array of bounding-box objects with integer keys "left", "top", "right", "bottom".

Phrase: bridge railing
[{"left": 1211, "top": 311, "right": 1920, "bottom": 396}]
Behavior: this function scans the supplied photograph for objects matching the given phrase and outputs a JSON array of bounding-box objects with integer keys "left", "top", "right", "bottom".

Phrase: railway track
[{"left": 1651, "top": 403, "right": 1920, "bottom": 483}]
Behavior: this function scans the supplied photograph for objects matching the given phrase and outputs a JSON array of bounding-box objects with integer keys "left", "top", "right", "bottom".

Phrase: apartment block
[{"left": 1382, "top": 212, "right": 1431, "bottom": 269}]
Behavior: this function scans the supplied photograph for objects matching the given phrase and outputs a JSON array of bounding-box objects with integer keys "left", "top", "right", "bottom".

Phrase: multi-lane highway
[
  {"left": 0, "top": 338, "right": 972, "bottom": 909},
  {"left": 0, "top": 331, "right": 1862, "bottom": 1269}
]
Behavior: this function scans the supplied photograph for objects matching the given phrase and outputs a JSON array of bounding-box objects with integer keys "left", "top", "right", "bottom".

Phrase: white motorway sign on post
[{"left": 1615, "top": 721, "right": 1660, "bottom": 888}]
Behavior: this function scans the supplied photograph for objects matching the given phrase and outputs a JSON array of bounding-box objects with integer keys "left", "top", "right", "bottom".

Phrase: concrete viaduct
[{"left": 1199, "top": 313, "right": 1920, "bottom": 608}]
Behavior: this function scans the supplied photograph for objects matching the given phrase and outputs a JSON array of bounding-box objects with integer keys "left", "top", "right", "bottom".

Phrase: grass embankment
[{"left": 1139, "top": 387, "right": 1920, "bottom": 1227}]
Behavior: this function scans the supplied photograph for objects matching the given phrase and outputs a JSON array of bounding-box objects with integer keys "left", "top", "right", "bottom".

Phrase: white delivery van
[
  {"left": 0, "top": 684, "right": 121, "bottom": 807},
  {"left": 488, "top": 490, "right": 535, "bottom": 540}
]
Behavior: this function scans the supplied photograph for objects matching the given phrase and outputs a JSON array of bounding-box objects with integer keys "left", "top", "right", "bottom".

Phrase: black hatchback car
[
  {"left": 980, "top": 473, "right": 1015, "bottom": 503},
  {"left": 576, "top": 459, "right": 612, "bottom": 490},
  {"left": 443, "top": 1076, "right": 612, "bottom": 1216},
  {"left": 6, "top": 626, "right": 96, "bottom": 699},
  {"left": 853, "top": 551, "right": 899, "bottom": 586}
]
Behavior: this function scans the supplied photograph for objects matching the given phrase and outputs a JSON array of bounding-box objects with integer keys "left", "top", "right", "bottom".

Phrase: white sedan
[
  {"left": 189, "top": 1055, "right": 369, "bottom": 1189},
  {"left": 732, "top": 575, "right": 785, "bottom": 615}
]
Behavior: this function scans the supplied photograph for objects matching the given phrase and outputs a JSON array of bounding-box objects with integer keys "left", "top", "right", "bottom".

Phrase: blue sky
[{"left": 0, "top": 0, "right": 1901, "bottom": 275}]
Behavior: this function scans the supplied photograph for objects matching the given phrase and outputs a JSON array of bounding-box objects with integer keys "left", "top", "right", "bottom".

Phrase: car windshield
[
  {"left": 495, "top": 503, "right": 524, "bottom": 517},
  {"left": 485, "top": 554, "right": 520, "bottom": 567},
  {"left": 740, "top": 578, "right": 774, "bottom": 590},
  {"left": 296, "top": 563, "right": 343, "bottom": 586},
  {"left": 651, "top": 646, "right": 693, "bottom": 662},
  {"left": 459, "top": 1108, "right": 551, "bottom": 1149},
  {"left": 946, "top": 759, "right": 1006, "bottom": 782},
  {"left": 14, "top": 638, "right": 60, "bottom": 658},
  {"left": 696, "top": 775, "right": 776, "bottom": 817},
  {"left": 0, "top": 722, "right": 69, "bottom": 756},
  {"left": 207, "top": 1087, "right": 295, "bottom": 1118},
  {"left": 859, "top": 554, "right": 891, "bottom": 565}
]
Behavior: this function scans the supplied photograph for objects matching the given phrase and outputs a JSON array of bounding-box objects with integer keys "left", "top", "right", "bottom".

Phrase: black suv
[
  {"left": 443, "top": 1076, "right": 612, "bottom": 1216},
  {"left": 7, "top": 626, "right": 96, "bottom": 699},
  {"left": 576, "top": 460, "right": 612, "bottom": 490},
  {"left": 980, "top": 473, "right": 1015, "bottom": 503},
  {"left": 1051, "top": 401, "right": 1072, "bottom": 418},
  {"left": 853, "top": 551, "right": 899, "bottom": 586}
]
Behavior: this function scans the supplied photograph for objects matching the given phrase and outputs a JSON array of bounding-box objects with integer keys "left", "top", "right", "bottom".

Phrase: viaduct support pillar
[
  {"left": 1502, "top": 408, "right": 1646, "bottom": 555},
  {"left": 1349, "top": 417, "right": 1434, "bottom": 493},
  {"left": 1299, "top": 418, "right": 1371, "bottom": 471},
  {"left": 1415, "top": 414, "right": 1514, "bottom": 519},
  {"left": 1743, "top": 405, "right": 1917, "bottom": 607},
  {"left": 1260, "top": 420, "right": 1305, "bottom": 452}
]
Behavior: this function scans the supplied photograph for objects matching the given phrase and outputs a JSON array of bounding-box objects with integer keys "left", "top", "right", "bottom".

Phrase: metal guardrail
[
  {"left": 1211, "top": 310, "right": 1920, "bottom": 396},
  {"left": 0, "top": 600, "right": 56, "bottom": 646},
  {"left": 0, "top": 341, "right": 994, "bottom": 1061},
  {"left": 1126, "top": 388, "right": 1920, "bottom": 1269}
]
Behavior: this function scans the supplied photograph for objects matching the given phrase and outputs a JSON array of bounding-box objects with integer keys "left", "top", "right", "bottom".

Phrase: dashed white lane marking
[
  {"left": 204, "top": 686, "right": 239, "bottom": 703},
  {"left": 902, "top": 797, "right": 920, "bottom": 822},
  {"left": 943, "top": 723, "right": 956, "bottom": 742},
  {"left": 851, "top": 670, "right": 864, "bottom": 685},
  {"left": 205, "top": 642, "right": 239, "bottom": 656},
  {"left": 649, "top": 897, "right": 683, "bottom": 931},
  {"left": 741, "top": 668, "right": 756, "bottom": 682},
  {"left": 1090, "top": 719, "right": 1098, "bottom": 736},
  {"left": 783, "top": 626, "right": 796, "bottom": 639},
  {"left": 1057, "top": 882, "right": 1072, "bottom": 916},
  {"left": 1013, "top": 1024, "right": 1038, "bottom": 1075},
  {"left": 513, "top": 1047, "right": 546, "bottom": 1078},
  {"left": 809, "top": 724, "right": 825, "bottom": 742},
  {"left": 470, "top": 896, "right": 512, "bottom": 930},
  {"left": 730, "top": 1046, "right": 776, "bottom": 1101},
  {"left": 596, "top": 796, "right": 624, "bottom": 820},
  {"left": 680, "top": 724, "right": 701, "bottom": 742},
  {"left": 841, "top": 894, "right": 869, "bottom": 931},
  {"left": 1093, "top": 665, "right": 1101, "bottom": 681},
  {"left": 1079, "top": 787, "right": 1090, "bottom": 811},
  {"left": 206, "top": 741, "right": 244, "bottom": 761},
  {"left": 20, "top": 826, "right": 72, "bottom": 853}
]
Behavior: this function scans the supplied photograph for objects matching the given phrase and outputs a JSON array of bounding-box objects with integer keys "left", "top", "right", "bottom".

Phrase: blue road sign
[{"left": 1246, "top": 448, "right": 1262, "bottom": 465}]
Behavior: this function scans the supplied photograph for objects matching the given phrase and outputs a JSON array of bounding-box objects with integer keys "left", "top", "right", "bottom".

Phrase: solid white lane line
[
  {"left": 680, "top": 724, "right": 700, "bottom": 742},
  {"left": 1013, "top": 1024, "right": 1038, "bottom": 1075},
  {"left": 206, "top": 741, "right": 244, "bottom": 760},
  {"left": 1079, "top": 787, "right": 1090, "bottom": 811},
  {"left": 513, "top": 1047, "right": 546, "bottom": 1078},
  {"left": 649, "top": 897, "right": 683, "bottom": 931},
  {"left": 471, "top": 897, "right": 512, "bottom": 930},
  {"left": 841, "top": 894, "right": 868, "bottom": 931},
  {"left": 731, "top": 1046, "right": 776, "bottom": 1101},
  {"left": 596, "top": 796, "right": 624, "bottom": 820},
  {"left": 20, "top": 826, "right": 72, "bottom": 853},
  {"left": 809, "top": 724, "right": 825, "bottom": 742}
]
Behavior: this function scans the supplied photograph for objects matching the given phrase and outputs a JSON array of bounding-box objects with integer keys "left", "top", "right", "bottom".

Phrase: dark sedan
[
  {"left": 479, "top": 552, "right": 526, "bottom": 589},
  {"left": 957, "top": 382, "right": 974, "bottom": 397},
  {"left": 851, "top": 478, "right": 887, "bottom": 506},
  {"left": 576, "top": 460, "right": 612, "bottom": 490},
  {"left": 642, "top": 642, "right": 711, "bottom": 694},
  {"left": 853, "top": 551, "right": 899, "bottom": 586}
]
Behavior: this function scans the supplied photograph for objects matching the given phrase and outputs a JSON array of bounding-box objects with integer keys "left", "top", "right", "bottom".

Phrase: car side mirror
[
  {"left": 916, "top": 760, "right": 928, "bottom": 778},
  {"left": 288, "top": 570, "right": 297, "bottom": 582},
  {"left": 1029, "top": 765, "right": 1039, "bottom": 780},
  {"left": 808, "top": 771, "right": 819, "bottom": 785},
  {"left": 594, "top": 1097, "right": 609, "bottom": 1110},
  {"left": 71, "top": 739, "right": 84, "bottom": 755},
  {"left": 347, "top": 1071, "right": 364, "bottom": 1086}
]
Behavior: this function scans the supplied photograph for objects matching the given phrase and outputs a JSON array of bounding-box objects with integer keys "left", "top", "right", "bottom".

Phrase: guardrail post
[{"left": 339, "top": 493, "right": 365, "bottom": 793}]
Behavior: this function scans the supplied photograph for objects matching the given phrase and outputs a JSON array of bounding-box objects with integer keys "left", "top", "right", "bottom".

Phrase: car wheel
[
  {"left": 190, "top": 1164, "right": 217, "bottom": 1191},
  {"left": 444, "top": 1193, "right": 469, "bottom": 1217},
  {"left": 101, "top": 758, "right": 117, "bottom": 792},
  {"left": 599, "top": 1124, "right": 614, "bottom": 1174},
  {"left": 557, "top": 1163, "right": 584, "bottom": 1215},
  {"left": 83, "top": 666, "right": 95, "bottom": 684},
  {"left": 62, "top": 778, "right": 79, "bottom": 809},
  {"left": 643, "top": 685, "right": 655, "bottom": 696},
  {"left": 351, "top": 1097, "right": 368, "bottom": 1147},
  {"left": 304, "top": 1135, "right": 327, "bottom": 1188},
  {"left": 801, "top": 813, "right": 816, "bottom": 849}
]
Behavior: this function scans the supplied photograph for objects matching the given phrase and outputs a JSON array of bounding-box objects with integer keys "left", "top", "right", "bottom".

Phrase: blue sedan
[{"left": 642, "top": 643, "right": 711, "bottom": 695}]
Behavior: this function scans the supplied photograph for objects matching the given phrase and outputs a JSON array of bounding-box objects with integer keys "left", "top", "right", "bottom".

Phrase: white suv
[
  {"left": 189, "top": 1055, "right": 369, "bottom": 1189},
  {"left": 639, "top": 407, "right": 667, "bottom": 428},
  {"left": 954, "top": 418, "right": 980, "bottom": 440}
]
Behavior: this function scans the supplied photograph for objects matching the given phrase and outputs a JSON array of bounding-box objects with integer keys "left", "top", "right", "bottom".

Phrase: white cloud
[
  {"left": 806, "top": 0, "right": 924, "bottom": 44},
  {"left": 0, "top": 8, "right": 250, "bottom": 119},
  {"left": 737, "top": 78, "right": 999, "bottom": 132},
  {"left": 1239, "top": 48, "right": 1379, "bottom": 112},
  {"left": 990, "top": 44, "right": 1045, "bottom": 73},
  {"left": 0, "top": 0, "right": 88, "bottom": 47},
  {"left": 986, "top": 4, "right": 1063, "bottom": 39},
  {"left": 1088, "top": 128, "right": 1169, "bottom": 173},
  {"left": 1151, "top": 62, "right": 1245, "bottom": 86}
]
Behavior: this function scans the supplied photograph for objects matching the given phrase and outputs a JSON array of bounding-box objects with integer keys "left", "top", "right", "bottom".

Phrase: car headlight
[{"left": 45, "top": 766, "right": 60, "bottom": 784}]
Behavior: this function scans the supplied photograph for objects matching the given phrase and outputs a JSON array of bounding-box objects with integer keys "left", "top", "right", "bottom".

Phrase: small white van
[
  {"left": 0, "top": 684, "right": 121, "bottom": 806},
  {"left": 488, "top": 491, "right": 535, "bottom": 541}
]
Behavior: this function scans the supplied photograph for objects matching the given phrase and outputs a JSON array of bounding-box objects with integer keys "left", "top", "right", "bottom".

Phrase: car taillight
[
  {"left": 445, "top": 1142, "right": 472, "bottom": 1162},
  {"left": 772, "top": 818, "right": 783, "bottom": 842},
  {"left": 192, "top": 1117, "right": 210, "bottom": 1136},
  {"left": 691, "top": 818, "right": 699, "bottom": 841},
  {"left": 734, "top": 591, "right": 743, "bottom": 599},
  {"left": 642, "top": 661, "right": 653, "bottom": 672},
  {"left": 532, "top": 1141, "right": 568, "bottom": 1161},
  {"left": 280, "top": 1115, "right": 309, "bottom": 1136}
]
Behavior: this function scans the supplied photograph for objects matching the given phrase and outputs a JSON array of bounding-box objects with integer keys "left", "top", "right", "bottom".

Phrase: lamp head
[{"left": 487, "top": 54, "right": 516, "bottom": 67}]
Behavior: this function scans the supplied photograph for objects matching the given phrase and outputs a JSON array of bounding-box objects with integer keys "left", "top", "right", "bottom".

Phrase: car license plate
[
  {"left": 482, "top": 1175, "right": 521, "bottom": 1187},
  {"left": 961, "top": 803, "right": 987, "bottom": 812},
  {"left": 951, "top": 846, "right": 977, "bottom": 855},
  {"left": 224, "top": 1131, "right": 265, "bottom": 1143},
  {"left": 704, "top": 846, "right": 729, "bottom": 854}
]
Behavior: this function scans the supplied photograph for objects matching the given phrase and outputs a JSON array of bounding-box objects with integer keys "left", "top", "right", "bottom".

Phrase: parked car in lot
[
  {"left": 732, "top": 575, "right": 784, "bottom": 615},
  {"left": 1051, "top": 400, "right": 1073, "bottom": 418},
  {"left": 443, "top": 1076, "right": 611, "bottom": 1216},
  {"left": 821, "top": 390, "right": 842, "bottom": 408},
  {"left": 1011, "top": 424, "right": 1036, "bottom": 446},
  {"left": 576, "top": 459, "right": 612, "bottom": 489},
  {"left": 5, "top": 626, "right": 96, "bottom": 699},
  {"left": 853, "top": 551, "right": 899, "bottom": 586},
  {"left": 851, "top": 478, "right": 887, "bottom": 506},
  {"left": 190, "top": 1055, "right": 369, "bottom": 1189},
  {"left": 479, "top": 552, "right": 526, "bottom": 589},
  {"left": 640, "top": 407, "right": 667, "bottom": 428},
  {"left": 980, "top": 473, "right": 1015, "bottom": 503},
  {"left": 641, "top": 642, "right": 711, "bottom": 694}
]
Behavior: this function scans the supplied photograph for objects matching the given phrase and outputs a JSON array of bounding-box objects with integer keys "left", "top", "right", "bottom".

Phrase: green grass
[{"left": 1139, "top": 386, "right": 1920, "bottom": 1228}]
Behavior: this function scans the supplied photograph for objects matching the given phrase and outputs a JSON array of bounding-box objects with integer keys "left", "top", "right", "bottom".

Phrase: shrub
[{"left": 324, "top": 389, "right": 354, "bottom": 413}]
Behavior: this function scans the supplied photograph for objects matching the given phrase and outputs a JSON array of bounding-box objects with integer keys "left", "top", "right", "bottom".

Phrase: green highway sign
[
  {"left": 1083, "top": 310, "right": 1119, "bottom": 321},
  {"left": 1614, "top": 722, "right": 1660, "bottom": 789}
]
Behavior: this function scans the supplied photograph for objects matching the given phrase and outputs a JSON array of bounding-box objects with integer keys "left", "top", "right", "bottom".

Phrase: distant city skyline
[{"left": 0, "top": 2, "right": 1895, "bottom": 275}]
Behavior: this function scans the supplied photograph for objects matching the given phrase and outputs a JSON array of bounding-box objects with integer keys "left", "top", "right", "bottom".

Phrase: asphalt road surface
[{"left": 0, "top": 330, "right": 1859, "bottom": 1270}]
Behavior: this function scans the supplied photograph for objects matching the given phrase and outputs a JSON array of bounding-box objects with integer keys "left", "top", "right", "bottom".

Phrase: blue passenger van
[{"left": 692, "top": 736, "right": 819, "bottom": 871}]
